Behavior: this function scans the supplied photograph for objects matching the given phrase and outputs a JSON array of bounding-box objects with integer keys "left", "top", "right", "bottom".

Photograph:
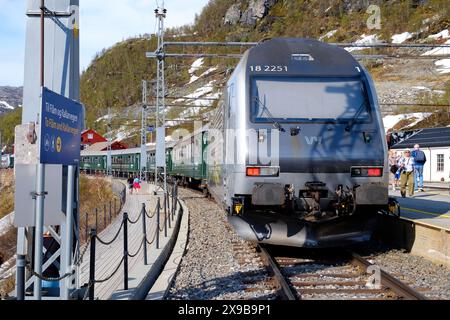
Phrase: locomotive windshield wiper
[
  {"left": 253, "top": 96, "right": 286, "bottom": 132},
  {"left": 345, "top": 100, "right": 369, "bottom": 132}
]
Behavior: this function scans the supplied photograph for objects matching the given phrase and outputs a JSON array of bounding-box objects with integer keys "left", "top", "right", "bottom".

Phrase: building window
[
  {"left": 88, "top": 133, "right": 94, "bottom": 140},
  {"left": 437, "top": 154, "right": 444, "bottom": 172}
]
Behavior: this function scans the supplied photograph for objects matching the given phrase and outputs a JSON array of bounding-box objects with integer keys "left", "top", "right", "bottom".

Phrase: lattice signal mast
[{"left": 147, "top": 3, "right": 167, "bottom": 193}]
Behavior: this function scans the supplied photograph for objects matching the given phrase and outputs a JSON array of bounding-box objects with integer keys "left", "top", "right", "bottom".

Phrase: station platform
[
  {"left": 378, "top": 190, "right": 450, "bottom": 267},
  {"left": 79, "top": 181, "right": 184, "bottom": 300},
  {"left": 389, "top": 189, "right": 450, "bottom": 230},
  {"left": 423, "top": 182, "right": 450, "bottom": 191}
]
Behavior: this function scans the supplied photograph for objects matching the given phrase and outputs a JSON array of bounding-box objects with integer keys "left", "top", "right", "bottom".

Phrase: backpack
[{"left": 414, "top": 150, "right": 426, "bottom": 163}]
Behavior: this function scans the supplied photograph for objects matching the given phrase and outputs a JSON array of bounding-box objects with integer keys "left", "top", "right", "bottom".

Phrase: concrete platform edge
[
  {"left": 375, "top": 215, "right": 450, "bottom": 267},
  {"left": 146, "top": 197, "right": 190, "bottom": 300},
  {"left": 130, "top": 199, "right": 186, "bottom": 300}
]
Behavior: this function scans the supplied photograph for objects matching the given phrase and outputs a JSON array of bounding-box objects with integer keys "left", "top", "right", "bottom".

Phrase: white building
[{"left": 391, "top": 127, "right": 450, "bottom": 182}]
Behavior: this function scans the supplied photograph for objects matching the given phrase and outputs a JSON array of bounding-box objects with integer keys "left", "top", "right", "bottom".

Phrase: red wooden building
[{"left": 81, "top": 129, "right": 107, "bottom": 146}]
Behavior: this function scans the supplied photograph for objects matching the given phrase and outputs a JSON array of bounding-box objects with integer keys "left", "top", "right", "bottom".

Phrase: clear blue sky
[{"left": 0, "top": 0, "right": 209, "bottom": 86}]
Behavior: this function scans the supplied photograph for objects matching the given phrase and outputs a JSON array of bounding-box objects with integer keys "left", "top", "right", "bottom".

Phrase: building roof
[
  {"left": 391, "top": 127, "right": 450, "bottom": 149},
  {"left": 82, "top": 141, "right": 128, "bottom": 152},
  {"left": 83, "top": 141, "right": 110, "bottom": 152}
]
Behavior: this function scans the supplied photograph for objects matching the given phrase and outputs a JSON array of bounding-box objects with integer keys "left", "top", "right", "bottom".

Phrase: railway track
[
  {"left": 174, "top": 185, "right": 431, "bottom": 300},
  {"left": 258, "top": 245, "right": 427, "bottom": 300}
]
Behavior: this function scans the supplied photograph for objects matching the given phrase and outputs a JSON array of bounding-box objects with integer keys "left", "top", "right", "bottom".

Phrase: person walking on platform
[
  {"left": 133, "top": 176, "right": 141, "bottom": 194},
  {"left": 412, "top": 144, "right": 426, "bottom": 192},
  {"left": 127, "top": 175, "right": 134, "bottom": 194},
  {"left": 398, "top": 149, "right": 415, "bottom": 198},
  {"left": 388, "top": 150, "right": 399, "bottom": 191}
]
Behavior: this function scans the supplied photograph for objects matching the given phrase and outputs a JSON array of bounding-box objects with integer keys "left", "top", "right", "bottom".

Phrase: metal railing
[
  {"left": 83, "top": 197, "right": 123, "bottom": 242},
  {"left": 84, "top": 183, "right": 181, "bottom": 300}
]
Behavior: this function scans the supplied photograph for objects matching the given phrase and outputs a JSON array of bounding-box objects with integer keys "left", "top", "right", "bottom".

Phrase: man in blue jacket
[{"left": 412, "top": 144, "right": 427, "bottom": 192}]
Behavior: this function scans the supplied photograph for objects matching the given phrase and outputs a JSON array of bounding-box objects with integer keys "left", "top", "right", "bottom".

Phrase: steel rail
[
  {"left": 350, "top": 252, "right": 427, "bottom": 300},
  {"left": 258, "top": 245, "right": 298, "bottom": 300}
]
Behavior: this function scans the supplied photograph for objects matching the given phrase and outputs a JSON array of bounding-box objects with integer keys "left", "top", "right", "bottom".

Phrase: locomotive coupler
[{"left": 334, "top": 185, "right": 356, "bottom": 216}]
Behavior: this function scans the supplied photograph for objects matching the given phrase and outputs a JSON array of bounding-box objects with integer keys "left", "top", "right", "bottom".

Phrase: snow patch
[
  {"left": 428, "top": 29, "right": 449, "bottom": 40},
  {"left": 391, "top": 32, "right": 413, "bottom": 44},
  {"left": 188, "top": 65, "right": 218, "bottom": 84},
  {"left": 114, "top": 125, "right": 138, "bottom": 141},
  {"left": 345, "top": 34, "right": 382, "bottom": 52},
  {"left": 435, "top": 59, "right": 450, "bottom": 74},
  {"left": 0, "top": 212, "right": 14, "bottom": 237},
  {"left": 188, "top": 75, "right": 200, "bottom": 84},
  {"left": 0, "top": 100, "right": 14, "bottom": 110},
  {"left": 189, "top": 58, "right": 204, "bottom": 74},
  {"left": 185, "top": 81, "right": 215, "bottom": 99},
  {"left": 95, "top": 113, "right": 115, "bottom": 123},
  {"left": 412, "top": 86, "right": 429, "bottom": 91},
  {"left": 422, "top": 39, "right": 450, "bottom": 56},
  {"left": 187, "top": 58, "right": 207, "bottom": 84},
  {"left": 383, "top": 113, "right": 432, "bottom": 132},
  {"left": 319, "top": 29, "right": 337, "bottom": 41},
  {"left": 200, "top": 67, "right": 218, "bottom": 78}
]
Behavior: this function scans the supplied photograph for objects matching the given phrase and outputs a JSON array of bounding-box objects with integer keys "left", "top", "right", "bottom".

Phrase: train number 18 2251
[{"left": 250, "top": 65, "right": 288, "bottom": 72}]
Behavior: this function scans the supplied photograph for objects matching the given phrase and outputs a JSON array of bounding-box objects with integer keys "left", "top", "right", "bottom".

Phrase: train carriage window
[{"left": 251, "top": 77, "right": 371, "bottom": 123}]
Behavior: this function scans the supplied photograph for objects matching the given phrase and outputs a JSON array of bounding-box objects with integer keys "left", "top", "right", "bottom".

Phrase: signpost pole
[
  {"left": 62, "top": 165, "right": 75, "bottom": 300},
  {"left": 33, "top": 162, "right": 45, "bottom": 300},
  {"left": 33, "top": 0, "right": 46, "bottom": 299}
]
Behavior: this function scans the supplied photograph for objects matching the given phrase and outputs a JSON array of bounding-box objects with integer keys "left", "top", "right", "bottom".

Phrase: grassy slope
[
  {"left": 0, "top": 108, "right": 21, "bottom": 153},
  {"left": 0, "top": 169, "right": 14, "bottom": 220},
  {"left": 79, "top": 175, "right": 121, "bottom": 242}
]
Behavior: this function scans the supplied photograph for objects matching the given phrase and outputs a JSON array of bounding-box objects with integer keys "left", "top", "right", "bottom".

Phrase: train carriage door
[
  {"left": 103, "top": 155, "right": 107, "bottom": 171},
  {"left": 136, "top": 154, "right": 140, "bottom": 172},
  {"left": 202, "top": 130, "right": 208, "bottom": 178},
  {"left": 224, "top": 84, "right": 233, "bottom": 187},
  {"left": 191, "top": 135, "right": 195, "bottom": 177},
  {"left": 168, "top": 148, "right": 173, "bottom": 172}
]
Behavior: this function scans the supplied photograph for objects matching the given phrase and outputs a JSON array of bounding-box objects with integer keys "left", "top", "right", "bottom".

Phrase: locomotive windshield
[{"left": 251, "top": 77, "right": 371, "bottom": 123}]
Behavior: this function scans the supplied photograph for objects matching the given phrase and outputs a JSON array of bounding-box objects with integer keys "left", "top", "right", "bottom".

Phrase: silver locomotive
[{"left": 207, "top": 38, "right": 388, "bottom": 247}]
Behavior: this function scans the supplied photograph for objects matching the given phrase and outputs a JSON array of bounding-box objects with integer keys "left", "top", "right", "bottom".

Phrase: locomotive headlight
[{"left": 246, "top": 166, "right": 279, "bottom": 177}]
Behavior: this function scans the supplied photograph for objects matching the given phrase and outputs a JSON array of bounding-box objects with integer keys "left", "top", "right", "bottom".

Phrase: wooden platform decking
[{"left": 79, "top": 182, "right": 174, "bottom": 300}]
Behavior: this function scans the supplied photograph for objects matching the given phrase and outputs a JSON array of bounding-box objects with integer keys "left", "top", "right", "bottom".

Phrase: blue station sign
[{"left": 39, "top": 87, "right": 83, "bottom": 165}]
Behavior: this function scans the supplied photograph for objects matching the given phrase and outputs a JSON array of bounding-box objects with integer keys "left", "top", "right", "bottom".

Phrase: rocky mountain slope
[
  {"left": 0, "top": 86, "right": 22, "bottom": 115},
  {"left": 2, "top": 0, "right": 450, "bottom": 149},
  {"left": 79, "top": 0, "right": 449, "bottom": 146}
]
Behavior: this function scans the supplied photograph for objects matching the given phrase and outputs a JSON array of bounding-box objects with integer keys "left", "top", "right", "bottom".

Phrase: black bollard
[
  {"left": 123, "top": 212, "right": 128, "bottom": 290},
  {"left": 89, "top": 228, "right": 97, "bottom": 300}
]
